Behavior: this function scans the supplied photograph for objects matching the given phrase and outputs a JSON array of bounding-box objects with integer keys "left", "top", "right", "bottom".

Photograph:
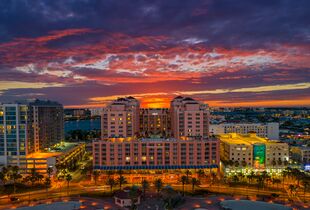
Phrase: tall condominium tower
[
  {"left": 0, "top": 104, "right": 27, "bottom": 165},
  {"left": 170, "top": 96, "right": 210, "bottom": 139},
  {"left": 101, "top": 97, "right": 140, "bottom": 139},
  {"left": 139, "top": 108, "right": 171, "bottom": 137},
  {"left": 0, "top": 100, "right": 64, "bottom": 166},
  {"left": 27, "top": 99, "right": 64, "bottom": 153}
]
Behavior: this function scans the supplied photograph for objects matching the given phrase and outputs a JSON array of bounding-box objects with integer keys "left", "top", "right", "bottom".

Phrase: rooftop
[
  {"left": 26, "top": 142, "right": 82, "bottom": 159},
  {"left": 218, "top": 133, "right": 280, "bottom": 145}
]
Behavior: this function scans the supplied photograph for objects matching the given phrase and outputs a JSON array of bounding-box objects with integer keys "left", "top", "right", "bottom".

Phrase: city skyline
[{"left": 1, "top": 0, "right": 310, "bottom": 108}]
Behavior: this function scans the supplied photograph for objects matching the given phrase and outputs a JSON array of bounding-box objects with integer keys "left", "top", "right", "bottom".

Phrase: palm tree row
[{"left": 0, "top": 166, "right": 52, "bottom": 196}]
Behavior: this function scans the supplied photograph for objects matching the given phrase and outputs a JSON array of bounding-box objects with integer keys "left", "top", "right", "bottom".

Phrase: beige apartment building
[
  {"left": 219, "top": 133, "right": 289, "bottom": 169},
  {"left": 139, "top": 108, "right": 170, "bottom": 137},
  {"left": 170, "top": 96, "right": 209, "bottom": 139},
  {"left": 101, "top": 97, "right": 140, "bottom": 139}
]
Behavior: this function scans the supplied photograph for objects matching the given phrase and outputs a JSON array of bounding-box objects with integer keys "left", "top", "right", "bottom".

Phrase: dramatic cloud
[{"left": 0, "top": 0, "right": 309, "bottom": 107}]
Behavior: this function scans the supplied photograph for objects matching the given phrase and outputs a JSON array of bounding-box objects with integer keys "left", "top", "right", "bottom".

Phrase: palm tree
[
  {"left": 197, "top": 169, "right": 205, "bottom": 178},
  {"left": 27, "top": 168, "right": 40, "bottom": 187},
  {"left": 272, "top": 178, "right": 281, "bottom": 189},
  {"left": 288, "top": 184, "right": 297, "bottom": 196},
  {"left": 281, "top": 169, "right": 289, "bottom": 189},
  {"left": 92, "top": 170, "right": 100, "bottom": 185},
  {"left": 129, "top": 186, "right": 139, "bottom": 210},
  {"left": 10, "top": 166, "right": 22, "bottom": 194},
  {"left": 141, "top": 179, "right": 149, "bottom": 198},
  {"left": 261, "top": 171, "right": 270, "bottom": 189},
  {"left": 301, "top": 179, "right": 310, "bottom": 202},
  {"left": 65, "top": 173, "right": 72, "bottom": 196},
  {"left": 44, "top": 177, "right": 51, "bottom": 198},
  {"left": 154, "top": 178, "right": 163, "bottom": 196},
  {"left": 0, "top": 166, "right": 9, "bottom": 185},
  {"left": 185, "top": 170, "right": 191, "bottom": 181},
  {"left": 106, "top": 177, "right": 116, "bottom": 193},
  {"left": 180, "top": 175, "right": 188, "bottom": 196},
  {"left": 191, "top": 178, "right": 199, "bottom": 192},
  {"left": 232, "top": 175, "right": 239, "bottom": 184},
  {"left": 117, "top": 175, "right": 127, "bottom": 190},
  {"left": 47, "top": 167, "right": 53, "bottom": 179},
  {"left": 247, "top": 171, "right": 255, "bottom": 186}
]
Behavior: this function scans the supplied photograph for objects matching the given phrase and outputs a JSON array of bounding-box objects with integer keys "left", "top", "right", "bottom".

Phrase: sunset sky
[{"left": 0, "top": 0, "right": 309, "bottom": 108}]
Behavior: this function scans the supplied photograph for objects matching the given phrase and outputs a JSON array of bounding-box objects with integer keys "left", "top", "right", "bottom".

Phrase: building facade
[
  {"left": 139, "top": 108, "right": 170, "bottom": 137},
  {"left": 27, "top": 100, "right": 64, "bottom": 153},
  {"left": 101, "top": 97, "right": 140, "bottom": 139},
  {"left": 210, "top": 122, "right": 279, "bottom": 140},
  {"left": 0, "top": 100, "right": 64, "bottom": 166},
  {"left": 170, "top": 96, "right": 209, "bottom": 139},
  {"left": 0, "top": 104, "right": 28, "bottom": 166},
  {"left": 291, "top": 146, "right": 310, "bottom": 165},
  {"left": 95, "top": 96, "right": 218, "bottom": 172},
  {"left": 219, "top": 133, "right": 289, "bottom": 169},
  {"left": 93, "top": 137, "right": 219, "bottom": 170}
]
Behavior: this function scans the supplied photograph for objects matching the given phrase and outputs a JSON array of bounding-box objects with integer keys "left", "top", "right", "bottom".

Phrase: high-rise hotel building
[
  {"left": 171, "top": 96, "right": 209, "bottom": 139},
  {"left": 139, "top": 108, "right": 171, "bottom": 137},
  {"left": 101, "top": 97, "right": 140, "bottom": 139},
  {"left": 0, "top": 100, "right": 64, "bottom": 166},
  {"left": 93, "top": 96, "right": 219, "bottom": 171}
]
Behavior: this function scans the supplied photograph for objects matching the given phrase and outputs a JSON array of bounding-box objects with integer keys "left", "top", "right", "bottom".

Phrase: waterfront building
[
  {"left": 139, "top": 108, "right": 170, "bottom": 137},
  {"left": 89, "top": 108, "right": 102, "bottom": 116},
  {"left": 170, "top": 96, "right": 210, "bottom": 139},
  {"left": 219, "top": 133, "right": 289, "bottom": 174},
  {"left": 101, "top": 97, "right": 140, "bottom": 139},
  {"left": 210, "top": 122, "right": 279, "bottom": 140}
]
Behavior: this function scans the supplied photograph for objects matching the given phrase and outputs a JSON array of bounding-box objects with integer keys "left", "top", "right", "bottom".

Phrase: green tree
[
  {"left": 247, "top": 171, "right": 255, "bottom": 185},
  {"left": 0, "top": 166, "right": 9, "bottom": 185},
  {"left": 288, "top": 184, "right": 298, "bottom": 196},
  {"left": 141, "top": 179, "right": 149, "bottom": 198},
  {"left": 154, "top": 178, "right": 163, "bottom": 196},
  {"left": 180, "top": 175, "right": 188, "bottom": 196},
  {"left": 10, "top": 166, "right": 22, "bottom": 194},
  {"left": 197, "top": 169, "right": 205, "bottom": 178},
  {"left": 117, "top": 175, "right": 127, "bottom": 190},
  {"left": 44, "top": 177, "right": 51, "bottom": 198},
  {"left": 301, "top": 179, "right": 310, "bottom": 202},
  {"left": 65, "top": 173, "right": 72, "bottom": 196},
  {"left": 185, "top": 170, "right": 191, "bottom": 181},
  {"left": 92, "top": 170, "right": 100, "bottom": 185},
  {"left": 191, "top": 178, "right": 200, "bottom": 192},
  {"left": 129, "top": 186, "right": 139, "bottom": 210},
  {"left": 47, "top": 167, "right": 53, "bottom": 179},
  {"left": 272, "top": 178, "right": 281, "bottom": 189},
  {"left": 26, "top": 168, "right": 42, "bottom": 187},
  {"left": 106, "top": 177, "right": 116, "bottom": 193}
]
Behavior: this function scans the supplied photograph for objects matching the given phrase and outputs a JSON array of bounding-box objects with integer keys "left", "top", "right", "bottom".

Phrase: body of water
[{"left": 65, "top": 119, "right": 101, "bottom": 133}]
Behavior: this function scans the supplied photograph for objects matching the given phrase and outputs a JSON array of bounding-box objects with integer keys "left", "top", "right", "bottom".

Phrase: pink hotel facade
[{"left": 93, "top": 96, "right": 219, "bottom": 170}]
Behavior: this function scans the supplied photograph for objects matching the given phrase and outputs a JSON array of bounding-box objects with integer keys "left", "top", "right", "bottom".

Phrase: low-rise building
[
  {"left": 210, "top": 122, "right": 279, "bottom": 140},
  {"left": 219, "top": 133, "right": 289, "bottom": 174},
  {"left": 9, "top": 142, "right": 86, "bottom": 174},
  {"left": 114, "top": 187, "right": 142, "bottom": 208},
  {"left": 291, "top": 146, "right": 310, "bottom": 165}
]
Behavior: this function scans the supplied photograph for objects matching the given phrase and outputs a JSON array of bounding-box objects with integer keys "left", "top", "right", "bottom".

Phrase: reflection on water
[{"left": 65, "top": 118, "right": 100, "bottom": 133}]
